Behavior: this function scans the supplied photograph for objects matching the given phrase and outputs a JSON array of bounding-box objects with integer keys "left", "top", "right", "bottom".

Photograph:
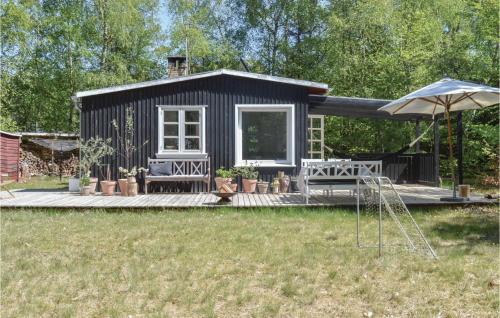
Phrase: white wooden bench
[
  {"left": 145, "top": 158, "right": 211, "bottom": 194},
  {"left": 299, "top": 160, "right": 382, "bottom": 204}
]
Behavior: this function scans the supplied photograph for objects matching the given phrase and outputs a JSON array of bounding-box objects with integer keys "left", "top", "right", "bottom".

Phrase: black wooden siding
[{"left": 80, "top": 75, "right": 310, "bottom": 191}]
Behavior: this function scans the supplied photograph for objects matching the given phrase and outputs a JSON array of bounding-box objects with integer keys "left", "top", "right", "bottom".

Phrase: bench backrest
[
  {"left": 148, "top": 157, "right": 210, "bottom": 176},
  {"left": 301, "top": 158, "right": 352, "bottom": 167},
  {"left": 304, "top": 160, "right": 382, "bottom": 180}
]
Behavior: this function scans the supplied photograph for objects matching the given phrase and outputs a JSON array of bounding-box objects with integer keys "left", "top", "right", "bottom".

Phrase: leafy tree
[
  {"left": 0, "top": 113, "right": 19, "bottom": 132},
  {"left": 1, "top": 0, "right": 164, "bottom": 132},
  {"left": 1, "top": 0, "right": 498, "bottom": 179}
]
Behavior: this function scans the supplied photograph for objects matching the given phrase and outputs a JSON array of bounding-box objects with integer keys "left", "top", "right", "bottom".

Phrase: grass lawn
[
  {"left": 5, "top": 176, "right": 69, "bottom": 191},
  {"left": 1, "top": 206, "right": 498, "bottom": 317}
]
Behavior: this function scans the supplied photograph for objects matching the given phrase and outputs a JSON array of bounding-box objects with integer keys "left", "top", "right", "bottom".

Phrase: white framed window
[
  {"left": 235, "top": 104, "right": 295, "bottom": 167},
  {"left": 157, "top": 105, "right": 206, "bottom": 157},
  {"left": 308, "top": 115, "right": 324, "bottom": 159}
]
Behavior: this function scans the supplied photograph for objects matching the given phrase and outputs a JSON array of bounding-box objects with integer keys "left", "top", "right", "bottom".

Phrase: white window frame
[
  {"left": 235, "top": 104, "right": 295, "bottom": 167},
  {"left": 156, "top": 105, "right": 207, "bottom": 158}
]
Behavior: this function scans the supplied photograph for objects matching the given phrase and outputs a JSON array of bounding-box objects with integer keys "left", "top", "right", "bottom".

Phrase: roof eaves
[
  {"left": 0, "top": 131, "right": 21, "bottom": 138},
  {"left": 74, "top": 69, "right": 328, "bottom": 99}
]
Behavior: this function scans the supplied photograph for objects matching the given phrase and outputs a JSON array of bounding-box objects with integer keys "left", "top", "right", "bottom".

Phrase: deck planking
[{"left": 0, "top": 184, "right": 494, "bottom": 209}]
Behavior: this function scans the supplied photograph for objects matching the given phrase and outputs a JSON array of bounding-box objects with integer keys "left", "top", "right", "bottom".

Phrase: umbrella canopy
[
  {"left": 378, "top": 78, "right": 499, "bottom": 116},
  {"left": 378, "top": 78, "right": 499, "bottom": 200}
]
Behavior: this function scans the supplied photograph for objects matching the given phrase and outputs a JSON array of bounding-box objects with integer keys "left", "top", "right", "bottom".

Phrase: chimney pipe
[{"left": 167, "top": 56, "right": 187, "bottom": 78}]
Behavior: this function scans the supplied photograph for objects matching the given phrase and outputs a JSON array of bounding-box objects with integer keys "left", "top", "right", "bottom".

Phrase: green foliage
[
  {"left": 237, "top": 165, "right": 258, "bottom": 180},
  {"left": 461, "top": 111, "right": 499, "bottom": 177},
  {"left": 215, "top": 166, "right": 233, "bottom": 178},
  {"left": 1, "top": 0, "right": 164, "bottom": 132},
  {"left": 0, "top": 114, "right": 19, "bottom": 132},
  {"left": 2, "top": 0, "right": 498, "bottom": 179},
  {"left": 80, "top": 137, "right": 114, "bottom": 177},
  {"left": 166, "top": 0, "right": 246, "bottom": 72},
  {"left": 118, "top": 166, "right": 147, "bottom": 177},
  {"left": 80, "top": 174, "right": 90, "bottom": 186}
]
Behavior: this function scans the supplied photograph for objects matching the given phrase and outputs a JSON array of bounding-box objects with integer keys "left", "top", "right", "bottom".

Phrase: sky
[{"left": 159, "top": 3, "right": 173, "bottom": 37}]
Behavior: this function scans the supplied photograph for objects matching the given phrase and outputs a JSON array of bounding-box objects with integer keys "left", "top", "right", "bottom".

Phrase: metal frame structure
[{"left": 356, "top": 176, "right": 438, "bottom": 259}]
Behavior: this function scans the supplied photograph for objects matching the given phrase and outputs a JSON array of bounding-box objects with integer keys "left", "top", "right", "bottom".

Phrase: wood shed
[{"left": 0, "top": 131, "right": 21, "bottom": 182}]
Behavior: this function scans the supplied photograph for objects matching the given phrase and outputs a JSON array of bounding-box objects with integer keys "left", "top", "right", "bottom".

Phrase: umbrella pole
[{"left": 445, "top": 107, "right": 458, "bottom": 199}]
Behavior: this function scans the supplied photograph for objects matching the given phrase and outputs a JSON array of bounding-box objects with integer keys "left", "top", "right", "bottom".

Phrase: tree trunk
[{"left": 68, "top": 39, "right": 74, "bottom": 129}]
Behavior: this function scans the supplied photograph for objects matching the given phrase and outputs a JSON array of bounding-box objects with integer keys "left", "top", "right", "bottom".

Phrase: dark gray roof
[
  {"left": 308, "top": 95, "right": 434, "bottom": 121},
  {"left": 75, "top": 69, "right": 329, "bottom": 98}
]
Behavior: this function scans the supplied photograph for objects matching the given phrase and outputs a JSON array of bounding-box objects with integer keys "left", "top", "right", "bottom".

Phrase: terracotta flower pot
[
  {"left": 127, "top": 176, "right": 136, "bottom": 184},
  {"left": 89, "top": 178, "right": 98, "bottom": 194},
  {"left": 127, "top": 182, "right": 138, "bottom": 197},
  {"left": 100, "top": 180, "right": 116, "bottom": 196},
  {"left": 118, "top": 179, "right": 128, "bottom": 196},
  {"left": 80, "top": 186, "right": 91, "bottom": 196},
  {"left": 230, "top": 183, "right": 238, "bottom": 192},
  {"left": 242, "top": 179, "right": 257, "bottom": 193},
  {"left": 257, "top": 182, "right": 269, "bottom": 194},
  {"left": 215, "top": 177, "right": 232, "bottom": 191}
]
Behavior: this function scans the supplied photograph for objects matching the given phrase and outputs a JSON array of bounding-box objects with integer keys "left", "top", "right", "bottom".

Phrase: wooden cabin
[{"left": 74, "top": 59, "right": 439, "bottom": 192}]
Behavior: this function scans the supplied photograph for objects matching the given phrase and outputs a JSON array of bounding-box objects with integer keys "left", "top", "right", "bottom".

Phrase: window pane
[
  {"left": 164, "top": 138, "right": 178, "bottom": 150},
  {"left": 242, "top": 112, "right": 287, "bottom": 160},
  {"left": 185, "top": 124, "right": 200, "bottom": 136},
  {"left": 311, "top": 117, "right": 322, "bottom": 128},
  {"left": 185, "top": 138, "right": 200, "bottom": 150},
  {"left": 164, "top": 124, "right": 178, "bottom": 136},
  {"left": 164, "top": 111, "right": 178, "bottom": 122},
  {"left": 185, "top": 110, "right": 199, "bottom": 122},
  {"left": 311, "top": 152, "right": 322, "bottom": 159},
  {"left": 312, "top": 141, "right": 322, "bottom": 152},
  {"left": 311, "top": 130, "right": 321, "bottom": 141}
]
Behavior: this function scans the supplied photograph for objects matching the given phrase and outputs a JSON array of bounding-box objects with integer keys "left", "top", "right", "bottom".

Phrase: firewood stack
[
  {"left": 19, "top": 150, "right": 79, "bottom": 177},
  {"left": 60, "top": 155, "right": 79, "bottom": 176}
]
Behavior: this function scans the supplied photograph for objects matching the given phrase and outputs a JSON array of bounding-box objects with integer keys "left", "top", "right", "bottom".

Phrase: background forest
[{"left": 1, "top": 0, "right": 498, "bottom": 179}]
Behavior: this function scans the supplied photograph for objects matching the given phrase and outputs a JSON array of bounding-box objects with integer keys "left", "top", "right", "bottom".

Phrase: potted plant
[
  {"left": 80, "top": 137, "right": 114, "bottom": 194},
  {"left": 100, "top": 165, "right": 116, "bottom": 196},
  {"left": 229, "top": 168, "right": 239, "bottom": 192},
  {"left": 88, "top": 176, "right": 98, "bottom": 194},
  {"left": 117, "top": 167, "right": 129, "bottom": 196},
  {"left": 257, "top": 180, "right": 269, "bottom": 194},
  {"left": 118, "top": 166, "right": 147, "bottom": 196},
  {"left": 113, "top": 107, "right": 148, "bottom": 193},
  {"left": 80, "top": 174, "right": 91, "bottom": 196},
  {"left": 215, "top": 166, "right": 232, "bottom": 191},
  {"left": 239, "top": 165, "right": 258, "bottom": 193}
]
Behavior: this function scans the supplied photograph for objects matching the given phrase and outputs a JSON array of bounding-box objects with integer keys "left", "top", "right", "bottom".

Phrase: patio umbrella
[{"left": 378, "top": 78, "right": 500, "bottom": 200}]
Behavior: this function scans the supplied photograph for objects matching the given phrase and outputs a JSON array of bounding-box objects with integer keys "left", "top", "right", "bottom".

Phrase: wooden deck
[{"left": 0, "top": 185, "right": 494, "bottom": 208}]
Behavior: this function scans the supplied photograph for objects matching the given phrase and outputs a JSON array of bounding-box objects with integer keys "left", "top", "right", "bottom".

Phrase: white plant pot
[{"left": 69, "top": 177, "right": 80, "bottom": 192}]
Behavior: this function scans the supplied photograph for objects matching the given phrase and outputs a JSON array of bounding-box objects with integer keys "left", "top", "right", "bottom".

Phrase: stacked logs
[
  {"left": 20, "top": 150, "right": 79, "bottom": 177},
  {"left": 59, "top": 155, "right": 79, "bottom": 176}
]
